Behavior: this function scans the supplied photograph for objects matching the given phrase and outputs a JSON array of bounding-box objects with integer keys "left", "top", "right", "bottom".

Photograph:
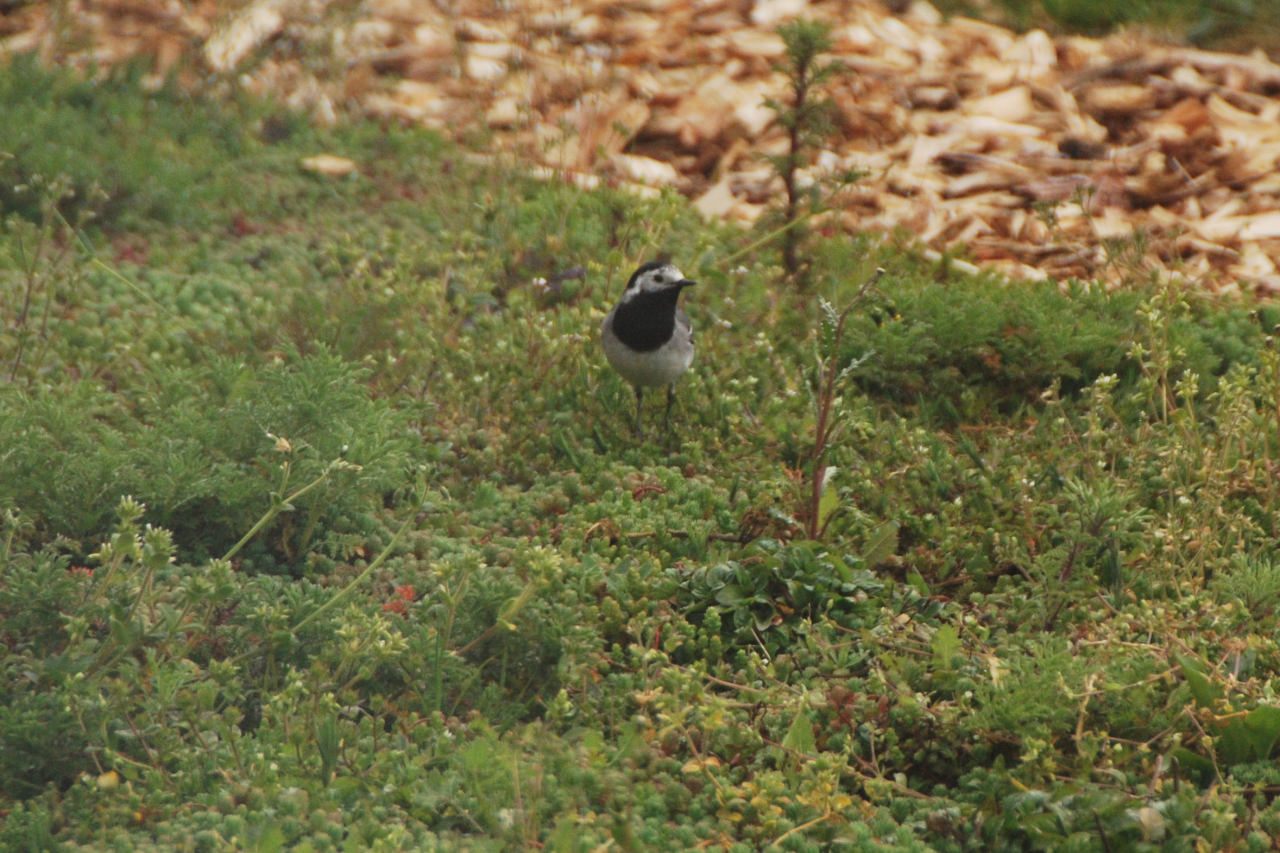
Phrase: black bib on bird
[{"left": 611, "top": 288, "right": 682, "bottom": 353}]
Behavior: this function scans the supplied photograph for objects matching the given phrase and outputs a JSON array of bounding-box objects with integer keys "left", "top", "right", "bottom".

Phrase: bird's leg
[
  {"left": 664, "top": 382, "right": 676, "bottom": 432},
  {"left": 634, "top": 385, "right": 644, "bottom": 438}
]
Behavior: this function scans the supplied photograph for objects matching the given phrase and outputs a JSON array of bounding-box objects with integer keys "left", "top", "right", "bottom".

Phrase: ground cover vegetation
[
  {"left": 933, "top": 0, "right": 1279, "bottom": 54},
  {"left": 8, "top": 55, "right": 1280, "bottom": 853}
]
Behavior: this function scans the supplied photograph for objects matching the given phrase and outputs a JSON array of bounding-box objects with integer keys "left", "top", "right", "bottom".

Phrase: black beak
[{"left": 678, "top": 279, "right": 696, "bottom": 289}]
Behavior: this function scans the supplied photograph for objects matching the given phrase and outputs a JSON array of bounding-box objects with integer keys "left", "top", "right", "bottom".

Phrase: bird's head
[{"left": 622, "top": 261, "right": 696, "bottom": 302}]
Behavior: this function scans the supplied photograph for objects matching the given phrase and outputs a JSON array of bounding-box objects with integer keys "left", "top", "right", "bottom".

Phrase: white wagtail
[{"left": 601, "top": 260, "right": 696, "bottom": 435}]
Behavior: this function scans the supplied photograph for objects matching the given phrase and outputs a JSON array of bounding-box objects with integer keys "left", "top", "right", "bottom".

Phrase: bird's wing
[{"left": 676, "top": 306, "right": 694, "bottom": 345}]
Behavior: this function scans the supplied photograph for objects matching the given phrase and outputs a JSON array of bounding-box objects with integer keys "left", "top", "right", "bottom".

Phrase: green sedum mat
[{"left": 5, "top": 57, "right": 1280, "bottom": 853}]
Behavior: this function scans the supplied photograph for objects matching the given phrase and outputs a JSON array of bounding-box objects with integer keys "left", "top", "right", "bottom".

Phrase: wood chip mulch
[{"left": 5, "top": 0, "right": 1280, "bottom": 291}]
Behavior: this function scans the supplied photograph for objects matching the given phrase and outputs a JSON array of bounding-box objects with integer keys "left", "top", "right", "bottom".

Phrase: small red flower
[
  {"left": 382, "top": 584, "right": 415, "bottom": 618},
  {"left": 69, "top": 566, "right": 93, "bottom": 578}
]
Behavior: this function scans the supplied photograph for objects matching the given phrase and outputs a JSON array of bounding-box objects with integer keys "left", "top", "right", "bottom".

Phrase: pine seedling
[{"left": 764, "top": 19, "right": 843, "bottom": 284}]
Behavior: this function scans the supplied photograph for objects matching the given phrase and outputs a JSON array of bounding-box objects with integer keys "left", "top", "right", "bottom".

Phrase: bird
[{"left": 601, "top": 260, "right": 696, "bottom": 436}]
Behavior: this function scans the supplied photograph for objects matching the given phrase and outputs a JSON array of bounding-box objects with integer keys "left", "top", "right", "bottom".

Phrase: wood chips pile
[{"left": 5, "top": 0, "right": 1280, "bottom": 291}]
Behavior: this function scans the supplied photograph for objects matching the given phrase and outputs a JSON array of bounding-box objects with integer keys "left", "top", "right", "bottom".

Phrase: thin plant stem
[
  {"left": 435, "top": 628, "right": 446, "bottom": 713},
  {"left": 122, "top": 565, "right": 155, "bottom": 626},
  {"left": 716, "top": 211, "right": 818, "bottom": 272},
  {"left": 85, "top": 562, "right": 157, "bottom": 676},
  {"left": 767, "top": 813, "right": 833, "bottom": 850},
  {"left": 713, "top": 176, "right": 855, "bottom": 274},
  {"left": 1268, "top": 342, "right": 1280, "bottom": 446},
  {"left": 434, "top": 566, "right": 471, "bottom": 712},
  {"left": 89, "top": 253, "right": 184, "bottom": 320},
  {"left": 7, "top": 216, "right": 50, "bottom": 382},
  {"left": 806, "top": 268, "right": 884, "bottom": 540},
  {"left": 1, "top": 510, "right": 18, "bottom": 571},
  {"left": 221, "top": 464, "right": 335, "bottom": 562},
  {"left": 86, "top": 547, "right": 130, "bottom": 611},
  {"left": 781, "top": 57, "right": 810, "bottom": 276},
  {"left": 286, "top": 497, "right": 425, "bottom": 637}
]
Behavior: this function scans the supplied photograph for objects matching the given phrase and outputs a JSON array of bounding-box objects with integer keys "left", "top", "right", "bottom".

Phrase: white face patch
[{"left": 621, "top": 264, "right": 686, "bottom": 302}]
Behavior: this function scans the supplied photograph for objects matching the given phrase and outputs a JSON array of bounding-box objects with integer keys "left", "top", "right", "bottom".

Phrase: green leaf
[
  {"left": 782, "top": 707, "right": 815, "bottom": 756},
  {"left": 817, "top": 486, "right": 840, "bottom": 532},
  {"left": 1170, "top": 748, "right": 1216, "bottom": 785},
  {"left": 551, "top": 430, "right": 583, "bottom": 470},
  {"left": 1217, "top": 719, "right": 1254, "bottom": 766},
  {"left": 715, "top": 585, "right": 746, "bottom": 605},
  {"left": 906, "top": 569, "right": 929, "bottom": 597},
  {"left": 1018, "top": 813, "right": 1063, "bottom": 842},
  {"left": 931, "top": 624, "right": 959, "bottom": 671},
  {"left": 316, "top": 714, "right": 340, "bottom": 785},
  {"left": 1176, "top": 655, "right": 1223, "bottom": 710},
  {"left": 753, "top": 605, "right": 778, "bottom": 632},
  {"left": 828, "top": 553, "right": 853, "bottom": 584},
  {"left": 1244, "top": 705, "right": 1280, "bottom": 760},
  {"left": 860, "top": 521, "right": 899, "bottom": 568}
]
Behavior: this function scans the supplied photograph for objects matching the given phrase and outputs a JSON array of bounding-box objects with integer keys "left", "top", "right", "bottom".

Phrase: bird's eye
[{"left": 654, "top": 275, "right": 664, "bottom": 283}]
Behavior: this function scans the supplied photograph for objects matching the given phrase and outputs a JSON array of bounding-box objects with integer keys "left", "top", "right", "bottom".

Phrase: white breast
[{"left": 602, "top": 310, "right": 695, "bottom": 387}]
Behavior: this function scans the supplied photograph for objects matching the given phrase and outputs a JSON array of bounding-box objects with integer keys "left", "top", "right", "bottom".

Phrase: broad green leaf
[
  {"left": 860, "top": 521, "right": 899, "bottom": 568},
  {"left": 715, "top": 585, "right": 746, "bottom": 605},
  {"left": 1217, "top": 719, "right": 1254, "bottom": 766},
  {"left": 906, "top": 569, "right": 929, "bottom": 597},
  {"left": 829, "top": 553, "right": 853, "bottom": 583},
  {"left": 1176, "top": 655, "right": 1223, "bottom": 710},
  {"left": 782, "top": 707, "right": 816, "bottom": 756},
  {"left": 753, "top": 605, "right": 778, "bottom": 632},
  {"left": 1244, "top": 705, "right": 1280, "bottom": 759},
  {"left": 1170, "top": 748, "right": 1216, "bottom": 785},
  {"left": 931, "top": 624, "right": 959, "bottom": 671},
  {"left": 817, "top": 487, "right": 840, "bottom": 532}
]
